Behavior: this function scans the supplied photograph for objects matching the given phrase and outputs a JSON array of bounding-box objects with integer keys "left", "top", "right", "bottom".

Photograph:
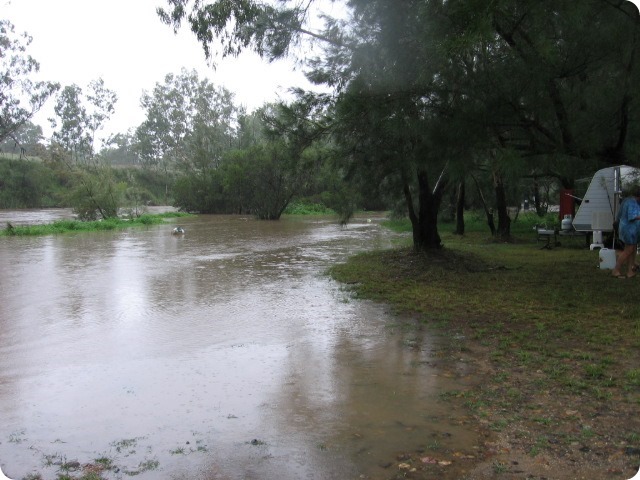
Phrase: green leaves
[
  {"left": 134, "top": 68, "right": 237, "bottom": 171},
  {"left": 158, "top": 0, "right": 298, "bottom": 60},
  {"left": 0, "top": 20, "right": 59, "bottom": 145},
  {"left": 49, "top": 78, "right": 117, "bottom": 162}
]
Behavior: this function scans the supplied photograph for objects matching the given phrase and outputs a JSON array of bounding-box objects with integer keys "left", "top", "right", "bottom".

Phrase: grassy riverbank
[
  {"left": 0, "top": 212, "right": 191, "bottom": 237},
  {"left": 330, "top": 217, "right": 640, "bottom": 479}
]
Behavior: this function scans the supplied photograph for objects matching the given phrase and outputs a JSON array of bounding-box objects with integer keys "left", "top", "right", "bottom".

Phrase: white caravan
[{"left": 572, "top": 165, "right": 640, "bottom": 234}]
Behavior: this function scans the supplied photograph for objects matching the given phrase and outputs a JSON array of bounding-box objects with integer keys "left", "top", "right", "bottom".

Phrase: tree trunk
[
  {"left": 532, "top": 179, "right": 544, "bottom": 217},
  {"left": 404, "top": 168, "right": 446, "bottom": 251},
  {"left": 487, "top": 210, "right": 496, "bottom": 236},
  {"left": 454, "top": 180, "right": 465, "bottom": 235},
  {"left": 470, "top": 173, "right": 495, "bottom": 235},
  {"left": 494, "top": 172, "right": 511, "bottom": 240}
]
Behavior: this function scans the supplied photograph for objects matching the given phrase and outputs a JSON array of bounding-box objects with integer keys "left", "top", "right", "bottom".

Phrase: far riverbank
[{"left": 0, "top": 206, "right": 180, "bottom": 229}]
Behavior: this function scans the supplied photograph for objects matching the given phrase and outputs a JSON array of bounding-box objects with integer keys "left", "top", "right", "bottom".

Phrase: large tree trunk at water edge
[{"left": 404, "top": 169, "right": 446, "bottom": 251}]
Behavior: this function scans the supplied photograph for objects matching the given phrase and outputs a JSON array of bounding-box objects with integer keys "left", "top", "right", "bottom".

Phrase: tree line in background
[{"left": 1, "top": 0, "right": 639, "bottom": 249}]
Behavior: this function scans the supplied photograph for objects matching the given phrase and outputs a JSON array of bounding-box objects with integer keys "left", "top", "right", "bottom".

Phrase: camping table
[{"left": 536, "top": 227, "right": 558, "bottom": 249}]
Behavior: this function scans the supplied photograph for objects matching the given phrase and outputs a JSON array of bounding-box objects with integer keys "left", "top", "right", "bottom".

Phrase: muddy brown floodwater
[{"left": 0, "top": 213, "right": 479, "bottom": 480}]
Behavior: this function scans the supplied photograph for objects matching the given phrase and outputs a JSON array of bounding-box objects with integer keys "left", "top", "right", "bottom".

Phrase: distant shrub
[{"left": 284, "top": 200, "right": 335, "bottom": 215}]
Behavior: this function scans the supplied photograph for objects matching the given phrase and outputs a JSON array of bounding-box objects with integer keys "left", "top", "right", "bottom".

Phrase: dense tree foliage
[
  {"left": 0, "top": 20, "right": 59, "bottom": 146},
  {"left": 0, "top": 121, "right": 45, "bottom": 157},
  {"left": 99, "top": 132, "right": 138, "bottom": 165},
  {"left": 0, "top": 156, "right": 59, "bottom": 208},
  {"left": 49, "top": 79, "right": 118, "bottom": 163},
  {"left": 157, "top": 0, "right": 639, "bottom": 247},
  {"left": 440, "top": 0, "right": 640, "bottom": 236},
  {"left": 0, "top": 154, "right": 170, "bottom": 210},
  {"left": 134, "top": 69, "right": 237, "bottom": 170}
]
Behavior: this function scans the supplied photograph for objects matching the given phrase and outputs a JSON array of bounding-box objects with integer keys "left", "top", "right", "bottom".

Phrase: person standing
[{"left": 612, "top": 185, "right": 640, "bottom": 278}]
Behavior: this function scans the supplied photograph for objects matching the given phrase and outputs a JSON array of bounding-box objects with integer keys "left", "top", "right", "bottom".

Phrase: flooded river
[{"left": 0, "top": 213, "right": 477, "bottom": 479}]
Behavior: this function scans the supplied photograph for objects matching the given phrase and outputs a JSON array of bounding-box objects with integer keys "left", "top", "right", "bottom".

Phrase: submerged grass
[
  {"left": 330, "top": 217, "right": 640, "bottom": 476},
  {"left": 1, "top": 212, "right": 191, "bottom": 237}
]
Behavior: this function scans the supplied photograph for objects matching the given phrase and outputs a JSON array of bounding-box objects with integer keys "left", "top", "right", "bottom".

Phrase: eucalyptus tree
[
  {"left": 222, "top": 141, "right": 293, "bottom": 218},
  {"left": 269, "top": 93, "right": 369, "bottom": 221},
  {"left": 157, "top": 0, "right": 330, "bottom": 61},
  {"left": 236, "top": 108, "right": 266, "bottom": 149},
  {"left": 48, "top": 79, "right": 120, "bottom": 219},
  {"left": 222, "top": 105, "right": 312, "bottom": 216},
  {"left": 85, "top": 78, "right": 118, "bottom": 153},
  {"left": 260, "top": 98, "right": 332, "bottom": 218},
  {"left": 50, "top": 79, "right": 117, "bottom": 162},
  {"left": 134, "top": 68, "right": 238, "bottom": 171},
  {"left": 0, "top": 121, "right": 44, "bottom": 157},
  {"left": 135, "top": 69, "right": 240, "bottom": 209},
  {"left": 50, "top": 85, "right": 88, "bottom": 162},
  {"left": 220, "top": 99, "right": 330, "bottom": 219},
  {"left": 0, "top": 20, "right": 59, "bottom": 145},
  {"left": 221, "top": 108, "right": 266, "bottom": 213},
  {"left": 134, "top": 73, "right": 189, "bottom": 168},
  {"left": 99, "top": 132, "right": 137, "bottom": 165}
]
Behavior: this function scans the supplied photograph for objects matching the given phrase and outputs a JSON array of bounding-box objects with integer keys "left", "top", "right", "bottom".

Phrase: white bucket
[{"left": 598, "top": 248, "right": 616, "bottom": 270}]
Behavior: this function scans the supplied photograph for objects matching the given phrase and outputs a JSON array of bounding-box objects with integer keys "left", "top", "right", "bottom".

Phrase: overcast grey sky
[{"left": 3, "top": 0, "right": 332, "bottom": 142}]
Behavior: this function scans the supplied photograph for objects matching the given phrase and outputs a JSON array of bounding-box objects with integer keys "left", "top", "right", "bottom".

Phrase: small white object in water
[
  {"left": 367, "top": 219, "right": 372, "bottom": 223},
  {"left": 0, "top": 465, "right": 14, "bottom": 480},
  {"left": 172, "top": 227, "right": 185, "bottom": 235}
]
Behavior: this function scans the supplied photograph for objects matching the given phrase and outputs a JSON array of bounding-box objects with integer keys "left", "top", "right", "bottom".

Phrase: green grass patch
[
  {"left": 329, "top": 218, "right": 640, "bottom": 463},
  {"left": 381, "top": 218, "right": 413, "bottom": 233},
  {"left": 1, "top": 213, "right": 191, "bottom": 237},
  {"left": 383, "top": 210, "right": 558, "bottom": 236}
]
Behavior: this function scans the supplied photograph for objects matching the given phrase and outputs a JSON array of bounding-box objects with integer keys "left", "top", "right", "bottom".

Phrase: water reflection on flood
[{"left": 0, "top": 214, "right": 477, "bottom": 479}]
